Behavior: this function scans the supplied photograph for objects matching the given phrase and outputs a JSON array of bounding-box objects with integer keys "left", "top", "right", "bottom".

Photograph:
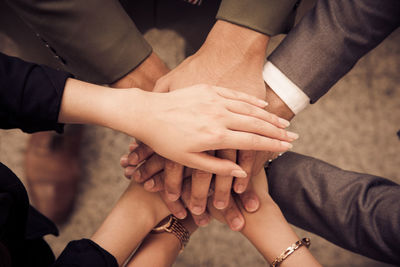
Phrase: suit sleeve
[
  {"left": 216, "top": 0, "right": 302, "bottom": 36},
  {"left": 0, "top": 52, "right": 69, "bottom": 133},
  {"left": 266, "top": 152, "right": 400, "bottom": 265},
  {"left": 6, "top": 0, "right": 152, "bottom": 84},
  {"left": 268, "top": 0, "right": 400, "bottom": 102}
]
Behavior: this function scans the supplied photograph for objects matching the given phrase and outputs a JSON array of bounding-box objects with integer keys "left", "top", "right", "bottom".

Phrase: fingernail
[
  {"left": 281, "top": 141, "right": 293, "bottom": 149},
  {"left": 258, "top": 99, "right": 269, "bottom": 107},
  {"left": 231, "top": 170, "right": 247, "bottom": 178},
  {"left": 176, "top": 211, "right": 187, "bottom": 220},
  {"left": 278, "top": 118, "right": 290, "bottom": 128},
  {"left": 125, "top": 167, "right": 135, "bottom": 177},
  {"left": 167, "top": 192, "right": 179, "bottom": 201},
  {"left": 133, "top": 169, "right": 141, "bottom": 181},
  {"left": 129, "top": 153, "right": 139, "bottom": 164},
  {"left": 214, "top": 200, "right": 226, "bottom": 210},
  {"left": 231, "top": 217, "right": 243, "bottom": 231},
  {"left": 235, "top": 184, "right": 245, "bottom": 193},
  {"left": 120, "top": 156, "right": 128, "bottom": 166},
  {"left": 198, "top": 218, "right": 209, "bottom": 226},
  {"left": 144, "top": 179, "right": 154, "bottom": 190},
  {"left": 246, "top": 199, "right": 258, "bottom": 212},
  {"left": 287, "top": 131, "right": 299, "bottom": 141},
  {"left": 191, "top": 205, "right": 204, "bottom": 215}
]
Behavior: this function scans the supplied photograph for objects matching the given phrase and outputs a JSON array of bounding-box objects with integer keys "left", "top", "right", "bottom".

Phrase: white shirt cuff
[{"left": 263, "top": 61, "right": 310, "bottom": 115}]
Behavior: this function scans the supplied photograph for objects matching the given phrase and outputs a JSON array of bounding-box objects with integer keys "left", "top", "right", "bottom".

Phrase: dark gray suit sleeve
[
  {"left": 266, "top": 152, "right": 400, "bottom": 265},
  {"left": 268, "top": 0, "right": 400, "bottom": 103},
  {"left": 6, "top": 0, "right": 152, "bottom": 84}
]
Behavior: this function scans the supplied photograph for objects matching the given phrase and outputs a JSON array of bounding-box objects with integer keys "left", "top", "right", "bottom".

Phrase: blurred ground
[{"left": 0, "top": 18, "right": 399, "bottom": 267}]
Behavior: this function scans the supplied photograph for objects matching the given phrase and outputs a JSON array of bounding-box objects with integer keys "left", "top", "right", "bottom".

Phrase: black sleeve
[
  {"left": 0, "top": 52, "right": 71, "bottom": 133},
  {"left": 53, "top": 239, "right": 118, "bottom": 267},
  {"left": 266, "top": 152, "right": 400, "bottom": 265}
]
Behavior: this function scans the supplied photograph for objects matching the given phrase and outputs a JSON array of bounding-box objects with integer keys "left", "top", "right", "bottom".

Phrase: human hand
[{"left": 121, "top": 84, "right": 295, "bottom": 177}]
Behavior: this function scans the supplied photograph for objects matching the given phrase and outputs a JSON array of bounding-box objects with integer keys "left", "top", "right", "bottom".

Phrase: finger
[
  {"left": 213, "top": 86, "right": 268, "bottom": 109},
  {"left": 213, "top": 149, "right": 236, "bottom": 210},
  {"left": 220, "top": 195, "right": 245, "bottom": 231},
  {"left": 181, "top": 179, "right": 211, "bottom": 226},
  {"left": 182, "top": 152, "right": 246, "bottom": 178},
  {"left": 237, "top": 185, "right": 260, "bottom": 213},
  {"left": 120, "top": 154, "right": 129, "bottom": 168},
  {"left": 225, "top": 99, "right": 290, "bottom": 129},
  {"left": 234, "top": 150, "right": 256, "bottom": 194},
  {"left": 227, "top": 113, "right": 298, "bottom": 142},
  {"left": 143, "top": 173, "right": 164, "bottom": 192},
  {"left": 128, "top": 143, "right": 154, "bottom": 165},
  {"left": 129, "top": 139, "right": 139, "bottom": 152},
  {"left": 124, "top": 166, "right": 136, "bottom": 179},
  {"left": 133, "top": 154, "right": 165, "bottom": 183},
  {"left": 189, "top": 169, "right": 213, "bottom": 215},
  {"left": 159, "top": 190, "right": 187, "bottom": 219},
  {"left": 164, "top": 160, "right": 184, "bottom": 201},
  {"left": 215, "top": 131, "right": 294, "bottom": 152}
]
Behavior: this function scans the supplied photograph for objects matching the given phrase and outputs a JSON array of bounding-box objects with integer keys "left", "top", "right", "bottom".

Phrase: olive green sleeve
[
  {"left": 7, "top": 0, "right": 152, "bottom": 84},
  {"left": 216, "top": 0, "right": 301, "bottom": 36}
]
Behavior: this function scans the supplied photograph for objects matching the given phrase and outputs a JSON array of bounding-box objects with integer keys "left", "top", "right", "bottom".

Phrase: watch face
[{"left": 152, "top": 215, "right": 173, "bottom": 232}]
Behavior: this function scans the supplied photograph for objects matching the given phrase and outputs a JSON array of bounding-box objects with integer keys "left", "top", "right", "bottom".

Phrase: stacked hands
[
  {"left": 61, "top": 21, "right": 319, "bottom": 266},
  {"left": 115, "top": 21, "right": 298, "bottom": 232}
]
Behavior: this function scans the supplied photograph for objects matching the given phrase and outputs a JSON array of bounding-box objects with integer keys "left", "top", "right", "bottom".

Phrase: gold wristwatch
[{"left": 151, "top": 215, "right": 190, "bottom": 251}]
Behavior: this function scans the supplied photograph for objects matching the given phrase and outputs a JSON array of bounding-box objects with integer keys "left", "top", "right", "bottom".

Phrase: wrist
[
  {"left": 111, "top": 52, "right": 170, "bottom": 91},
  {"left": 100, "top": 88, "right": 149, "bottom": 138},
  {"left": 264, "top": 83, "right": 295, "bottom": 121},
  {"left": 201, "top": 20, "right": 269, "bottom": 63}
]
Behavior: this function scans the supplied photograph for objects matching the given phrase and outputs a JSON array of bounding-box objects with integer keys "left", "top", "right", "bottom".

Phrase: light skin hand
[{"left": 128, "top": 84, "right": 295, "bottom": 177}]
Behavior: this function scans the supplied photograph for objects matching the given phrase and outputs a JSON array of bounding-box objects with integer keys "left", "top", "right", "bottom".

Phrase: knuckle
[
  {"left": 191, "top": 194, "right": 206, "bottom": 203},
  {"left": 250, "top": 134, "right": 262, "bottom": 147},
  {"left": 214, "top": 187, "right": 230, "bottom": 199},
  {"left": 239, "top": 151, "right": 256, "bottom": 163},
  {"left": 165, "top": 160, "right": 180, "bottom": 171},
  {"left": 279, "top": 128, "right": 287, "bottom": 139},
  {"left": 194, "top": 170, "right": 211, "bottom": 179}
]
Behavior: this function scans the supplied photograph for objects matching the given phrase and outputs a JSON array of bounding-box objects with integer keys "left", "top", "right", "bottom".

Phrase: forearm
[
  {"left": 127, "top": 233, "right": 181, "bottom": 267},
  {"left": 201, "top": 20, "right": 269, "bottom": 70},
  {"left": 91, "top": 185, "right": 170, "bottom": 265},
  {"left": 241, "top": 200, "right": 319, "bottom": 266},
  {"left": 58, "top": 78, "right": 145, "bottom": 136},
  {"left": 128, "top": 215, "right": 198, "bottom": 267}
]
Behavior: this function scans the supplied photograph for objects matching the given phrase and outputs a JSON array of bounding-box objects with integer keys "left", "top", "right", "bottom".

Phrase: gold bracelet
[
  {"left": 270, "top": 238, "right": 311, "bottom": 267},
  {"left": 151, "top": 215, "right": 190, "bottom": 251}
]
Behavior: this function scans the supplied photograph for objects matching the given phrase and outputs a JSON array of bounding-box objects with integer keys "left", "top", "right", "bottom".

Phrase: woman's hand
[{"left": 120, "top": 84, "right": 296, "bottom": 177}]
